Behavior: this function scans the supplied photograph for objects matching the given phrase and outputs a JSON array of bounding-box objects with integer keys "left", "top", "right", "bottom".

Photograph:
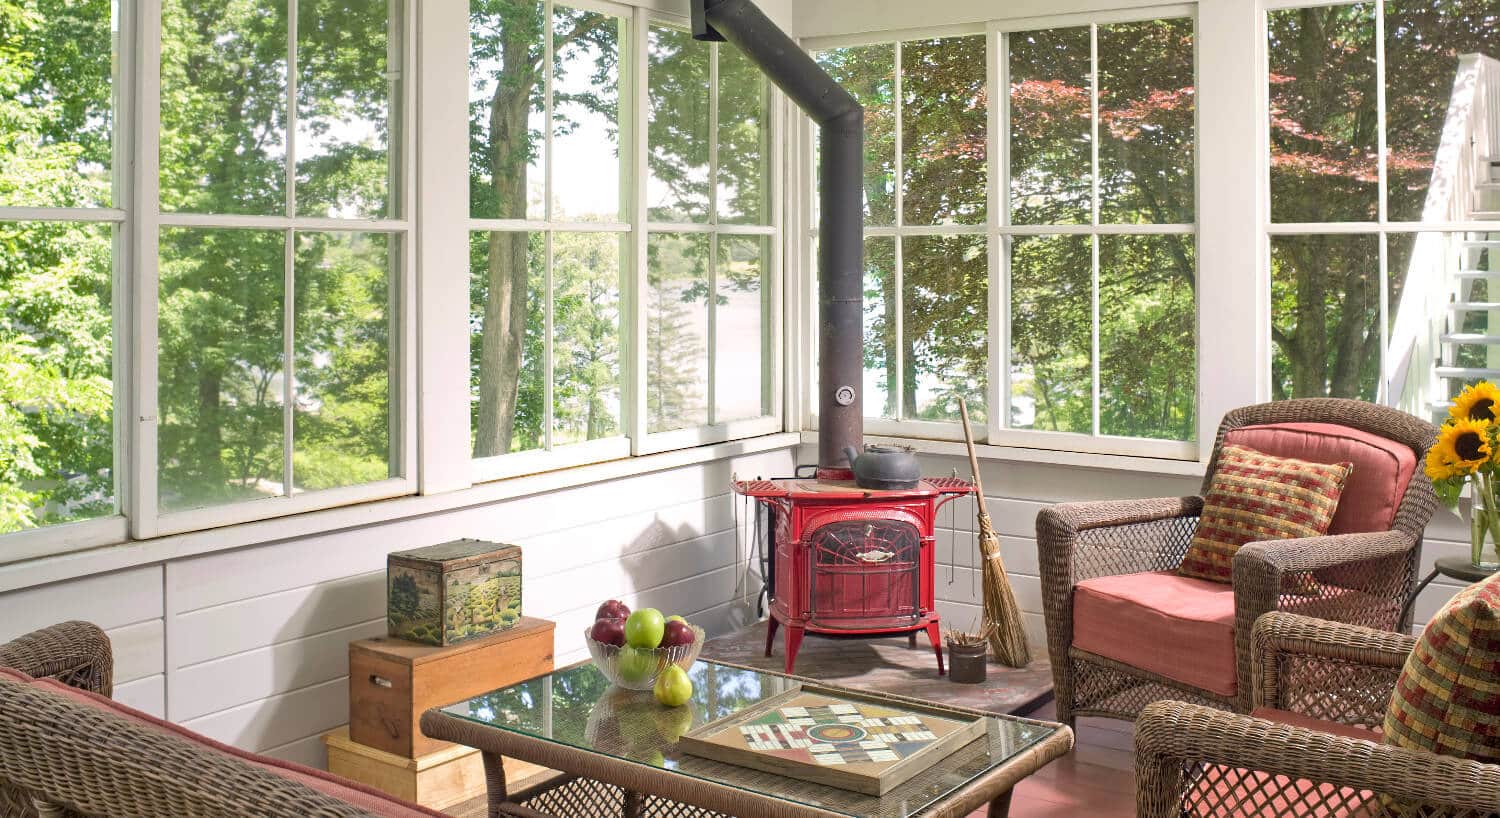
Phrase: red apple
[
  {"left": 595, "top": 599, "right": 631, "bottom": 622},
  {"left": 590, "top": 617, "right": 626, "bottom": 647},
  {"left": 661, "top": 620, "right": 696, "bottom": 648}
]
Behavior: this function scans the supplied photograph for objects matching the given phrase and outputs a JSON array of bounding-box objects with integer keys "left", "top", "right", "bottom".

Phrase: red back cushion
[{"left": 1224, "top": 422, "right": 1416, "bottom": 534}]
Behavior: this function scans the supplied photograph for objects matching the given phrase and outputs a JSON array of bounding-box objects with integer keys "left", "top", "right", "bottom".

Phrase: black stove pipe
[{"left": 693, "top": 0, "right": 864, "bottom": 477}]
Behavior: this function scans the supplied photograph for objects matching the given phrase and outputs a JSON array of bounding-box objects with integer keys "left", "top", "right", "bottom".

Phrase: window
[
  {"left": 1267, "top": 2, "right": 1499, "bottom": 415},
  {"left": 0, "top": 1, "right": 120, "bottom": 535},
  {"left": 151, "top": 0, "right": 408, "bottom": 526},
  {"left": 468, "top": 0, "right": 630, "bottom": 477},
  {"left": 812, "top": 14, "right": 1196, "bottom": 454},
  {"left": 643, "top": 22, "right": 775, "bottom": 449}
]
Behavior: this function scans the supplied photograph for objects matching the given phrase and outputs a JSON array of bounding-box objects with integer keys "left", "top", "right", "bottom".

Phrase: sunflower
[
  {"left": 1429, "top": 417, "right": 1494, "bottom": 479},
  {"left": 1426, "top": 444, "right": 1464, "bottom": 481},
  {"left": 1449, "top": 381, "right": 1500, "bottom": 423}
]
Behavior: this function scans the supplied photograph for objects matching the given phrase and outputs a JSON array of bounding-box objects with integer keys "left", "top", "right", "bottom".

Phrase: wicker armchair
[
  {"left": 0, "top": 622, "right": 392, "bottom": 818},
  {"left": 1135, "top": 612, "right": 1500, "bottom": 817},
  {"left": 1038, "top": 398, "right": 1438, "bottom": 725}
]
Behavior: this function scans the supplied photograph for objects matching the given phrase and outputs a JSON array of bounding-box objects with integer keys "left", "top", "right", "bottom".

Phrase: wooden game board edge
[{"left": 678, "top": 685, "right": 989, "bottom": 796}]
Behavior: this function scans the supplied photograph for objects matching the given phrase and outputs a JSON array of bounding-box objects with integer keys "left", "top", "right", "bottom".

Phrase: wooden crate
[
  {"left": 350, "top": 616, "right": 554, "bottom": 758},
  {"left": 387, "top": 539, "right": 523, "bottom": 646},
  {"left": 324, "top": 726, "right": 553, "bottom": 811}
]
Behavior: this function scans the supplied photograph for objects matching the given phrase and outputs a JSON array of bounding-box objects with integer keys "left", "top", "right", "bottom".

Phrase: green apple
[
  {"left": 616, "top": 646, "right": 660, "bottom": 685},
  {"left": 653, "top": 664, "right": 693, "bottom": 707},
  {"left": 624, "top": 608, "right": 666, "bottom": 649}
]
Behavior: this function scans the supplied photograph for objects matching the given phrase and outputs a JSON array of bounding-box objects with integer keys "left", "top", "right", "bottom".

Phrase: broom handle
[{"left": 957, "top": 397, "right": 988, "bottom": 504}]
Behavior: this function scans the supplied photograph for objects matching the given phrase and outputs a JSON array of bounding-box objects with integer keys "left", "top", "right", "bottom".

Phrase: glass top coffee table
[{"left": 421, "top": 658, "right": 1072, "bottom": 818}]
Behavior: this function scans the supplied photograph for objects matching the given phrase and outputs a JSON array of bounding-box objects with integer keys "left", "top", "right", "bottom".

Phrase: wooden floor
[
  {"left": 446, "top": 702, "right": 1138, "bottom": 818},
  {"left": 978, "top": 702, "right": 1136, "bottom": 818}
]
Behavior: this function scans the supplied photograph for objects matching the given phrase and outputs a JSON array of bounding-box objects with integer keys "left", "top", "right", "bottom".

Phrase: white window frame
[
  {"left": 0, "top": 2, "right": 136, "bottom": 560},
  {"left": 129, "top": 0, "right": 419, "bottom": 539},
  {"left": 1261, "top": 0, "right": 1500, "bottom": 407},
  {"left": 635, "top": 13, "right": 784, "bottom": 457},
  {"left": 468, "top": 0, "right": 638, "bottom": 484},
  {"left": 801, "top": 5, "right": 1199, "bottom": 462}
]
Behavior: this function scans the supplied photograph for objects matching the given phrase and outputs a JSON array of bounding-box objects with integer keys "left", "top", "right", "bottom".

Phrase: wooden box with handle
[{"left": 349, "top": 616, "right": 554, "bottom": 758}]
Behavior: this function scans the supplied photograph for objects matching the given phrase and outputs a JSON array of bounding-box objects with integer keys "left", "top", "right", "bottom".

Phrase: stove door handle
[{"left": 854, "top": 549, "right": 895, "bottom": 563}]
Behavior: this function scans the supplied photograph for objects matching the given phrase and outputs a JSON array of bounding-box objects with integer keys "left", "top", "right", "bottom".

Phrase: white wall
[{"left": 0, "top": 446, "right": 795, "bottom": 769}]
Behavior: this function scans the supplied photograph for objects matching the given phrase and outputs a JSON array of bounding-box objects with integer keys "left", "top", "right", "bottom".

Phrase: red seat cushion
[
  {"left": 1225, "top": 422, "right": 1416, "bottom": 534},
  {"left": 1072, "top": 572, "right": 1400, "bottom": 697},
  {"left": 0, "top": 668, "right": 443, "bottom": 818},
  {"left": 1073, "top": 571, "right": 1239, "bottom": 696}
]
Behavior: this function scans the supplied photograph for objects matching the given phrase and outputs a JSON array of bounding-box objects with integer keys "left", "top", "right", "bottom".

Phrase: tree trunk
[{"left": 474, "top": 32, "right": 538, "bottom": 458}]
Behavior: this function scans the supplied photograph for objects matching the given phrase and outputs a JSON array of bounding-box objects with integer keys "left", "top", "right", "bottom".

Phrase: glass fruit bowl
[{"left": 584, "top": 624, "right": 705, "bottom": 691}]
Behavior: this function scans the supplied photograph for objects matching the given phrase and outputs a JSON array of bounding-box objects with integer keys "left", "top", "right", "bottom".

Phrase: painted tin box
[{"left": 386, "top": 539, "right": 523, "bottom": 646}]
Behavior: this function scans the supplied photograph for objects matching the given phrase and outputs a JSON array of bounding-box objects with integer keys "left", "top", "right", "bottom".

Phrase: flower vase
[{"left": 1471, "top": 500, "right": 1500, "bottom": 570}]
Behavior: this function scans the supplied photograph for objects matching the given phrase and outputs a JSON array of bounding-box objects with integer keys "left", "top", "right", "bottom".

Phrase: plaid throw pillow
[
  {"left": 1178, "top": 444, "right": 1352, "bottom": 584},
  {"left": 1383, "top": 572, "right": 1500, "bottom": 763}
]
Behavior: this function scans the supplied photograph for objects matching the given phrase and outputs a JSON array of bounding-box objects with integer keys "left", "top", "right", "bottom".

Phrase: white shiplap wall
[
  {"left": 0, "top": 444, "right": 1478, "bottom": 773},
  {"left": 0, "top": 446, "right": 795, "bottom": 770}
]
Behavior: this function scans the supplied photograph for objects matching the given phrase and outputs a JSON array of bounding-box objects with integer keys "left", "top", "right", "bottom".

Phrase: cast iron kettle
[{"left": 843, "top": 443, "right": 921, "bottom": 491}]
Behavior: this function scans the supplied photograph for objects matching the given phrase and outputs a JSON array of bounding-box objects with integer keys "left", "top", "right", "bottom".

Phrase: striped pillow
[
  {"left": 1383, "top": 572, "right": 1500, "bottom": 763},
  {"left": 1179, "top": 444, "right": 1352, "bottom": 584}
]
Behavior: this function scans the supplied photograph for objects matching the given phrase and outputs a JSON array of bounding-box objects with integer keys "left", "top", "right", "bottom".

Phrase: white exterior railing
[{"left": 1389, "top": 54, "right": 1500, "bottom": 415}]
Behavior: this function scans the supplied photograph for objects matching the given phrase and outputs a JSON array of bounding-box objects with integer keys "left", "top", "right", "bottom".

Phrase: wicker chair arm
[
  {"left": 0, "top": 677, "right": 378, "bottom": 817},
  {"left": 1252, "top": 612, "right": 1416, "bottom": 673},
  {"left": 1234, "top": 530, "right": 1415, "bottom": 576},
  {"left": 1135, "top": 700, "right": 1500, "bottom": 818},
  {"left": 1037, "top": 496, "right": 1204, "bottom": 536},
  {"left": 1250, "top": 612, "right": 1414, "bottom": 723},
  {"left": 0, "top": 621, "right": 113, "bottom": 697}
]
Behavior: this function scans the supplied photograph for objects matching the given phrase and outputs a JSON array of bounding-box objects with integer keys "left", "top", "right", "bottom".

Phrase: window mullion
[
  {"left": 628, "top": 9, "right": 649, "bottom": 454},
  {"left": 284, "top": 0, "right": 299, "bottom": 495},
  {"left": 707, "top": 42, "right": 720, "bottom": 425},
  {"left": 1374, "top": 0, "right": 1391, "bottom": 402},
  {"left": 129, "top": 0, "right": 165, "bottom": 539},
  {"left": 989, "top": 26, "right": 1007, "bottom": 441},
  {"left": 543, "top": 0, "right": 556, "bottom": 450},
  {"left": 892, "top": 39, "right": 905, "bottom": 422},
  {"left": 1089, "top": 23, "right": 1102, "bottom": 438}
]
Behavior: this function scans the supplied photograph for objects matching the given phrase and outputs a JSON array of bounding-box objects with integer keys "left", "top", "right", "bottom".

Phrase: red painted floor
[{"left": 969, "top": 702, "right": 1137, "bottom": 818}]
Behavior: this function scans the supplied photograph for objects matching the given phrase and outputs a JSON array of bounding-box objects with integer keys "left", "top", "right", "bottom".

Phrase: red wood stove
[{"left": 734, "top": 476, "right": 974, "bottom": 676}]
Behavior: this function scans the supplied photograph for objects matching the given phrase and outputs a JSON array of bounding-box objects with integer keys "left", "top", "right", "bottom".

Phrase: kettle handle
[{"left": 842, "top": 445, "right": 861, "bottom": 468}]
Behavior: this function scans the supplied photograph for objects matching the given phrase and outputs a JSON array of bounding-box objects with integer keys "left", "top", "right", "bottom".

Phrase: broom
[{"left": 958, "top": 397, "right": 1032, "bottom": 668}]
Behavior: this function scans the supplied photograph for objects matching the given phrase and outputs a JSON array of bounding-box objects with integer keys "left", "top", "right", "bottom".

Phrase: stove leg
[
  {"left": 783, "top": 625, "right": 805, "bottom": 675},
  {"left": 907, "top": 632, "right": 917, "bottom": 648},
  {"left": 925, "top": 621, "right": 946, "bottom": 676},
  {"left": 764, "top": 616, "right": 780, "bottom": 657}
]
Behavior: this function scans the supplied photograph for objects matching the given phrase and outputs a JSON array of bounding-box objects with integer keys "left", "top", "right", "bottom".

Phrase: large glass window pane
[
  {"left": 1099, "top": 235, "right": 1196, "bottom": 440},
  {"left": 864, "top": 236, "right": 897, "bottom": 418},
  {"left": 470, "top": 0, "right": 546, "bottom": 221},
  {"left": 1270, "top": 234, "right": 1382, "bottom": 399},
  {"left": 717, "top": 45, "right": 769, "bottom": 225},
  {"left": 903, "top": 235, "right": 987, "bottom": 422},
  {"left": 815, "top": 45, "right": 896, "bottom": 226},
  {"left": 552, "top": 232, "right": 623, "bottom": 444},
  {"left": 1267, "top": 5, "right": 1378, "bottom": 223},
  {"left": 552, "top": 5, "right": 624, "bottom": 222},
  {"left": 296, "top": 0, "right": 401, "bottom": 219},
  {"left": 0, "top": 221, "right": 115, "bottom": 532},
  {"left": 647, "top": 26, "right": 710, "bottom": 223},
  {"left": 647, "top": 233, "right": 709, "bottom": 432},
  {"left": 158, "top": 228, "right": 286, "bottom": 511},
  {"left": 1384, "top": 2, "right": 1500, "bottom": 222},
  {"left": 1098, "top": 19, "right": 1195, "bottom": 224},
  {"left": 1010, "top": 235, "right": 1091, "bottom": 432},
  {"left": 715, "top": 235, "right": 768, "bottom": 422},
  {"left": 902, "top": 36, "right": 986, "bottom": 226},
  {"left": 1009, "top": 27, "right": 1092, "bottom": 226},
  {"left": 470, "top": 231, "right": 544, "bottom": 456},
  {"left": 0, "top": 0, "right": 116, "bottom": 209},
  {"left": 292, "top": 232, "right": 395, "bottom": 492},
  {"left": 160, "top": 0, "right": 288, "bottom": 215}
]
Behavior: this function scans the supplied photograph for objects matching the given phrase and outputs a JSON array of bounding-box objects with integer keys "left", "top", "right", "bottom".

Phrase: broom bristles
[{"left": 978, "top": 518, "right": 1031, "bottom": 667}]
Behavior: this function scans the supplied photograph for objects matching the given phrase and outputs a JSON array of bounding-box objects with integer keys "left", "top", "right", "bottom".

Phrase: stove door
[{"left": 806, "top": 518, "right": 921, "bottom": 630}]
